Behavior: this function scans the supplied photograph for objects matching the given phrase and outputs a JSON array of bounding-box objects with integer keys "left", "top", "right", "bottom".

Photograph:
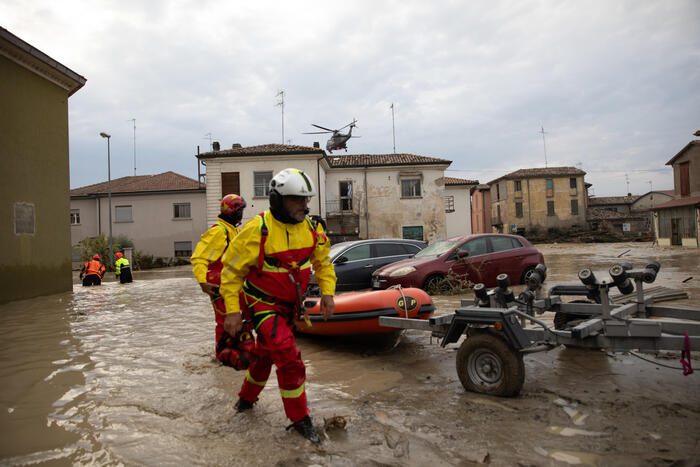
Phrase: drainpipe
[
  {"left": 364, "top": 167, "right": 369, "bottom": 239},
  {"left": 317, "top": 156, "right": 322, "bottom": 216},
  {"left": 526, "top": 179, "right": 532, "bottom": 227}
]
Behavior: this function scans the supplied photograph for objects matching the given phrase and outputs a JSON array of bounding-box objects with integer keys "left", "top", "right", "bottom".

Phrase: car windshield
[
  {"left": 414, "top": 238, "right": 462, "bottom": 258},
  {"left": 329, "top": 243, "right": 348, "bottom": 260}
]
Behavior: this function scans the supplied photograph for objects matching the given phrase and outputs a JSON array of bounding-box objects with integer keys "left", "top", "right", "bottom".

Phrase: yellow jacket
[
  {"left": 220, "top": 211, "right": 335, "bottom": 314},
  {"left": 115, "top": 257, "right": 130, "bottom": 275},
  {"left": 191, "top": 218, "right": 240, "bottom": 284}
]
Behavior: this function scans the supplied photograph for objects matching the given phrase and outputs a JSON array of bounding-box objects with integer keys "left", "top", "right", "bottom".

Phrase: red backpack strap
[{"left": 257, "top": 212, "right": 268, "bottom": 272}]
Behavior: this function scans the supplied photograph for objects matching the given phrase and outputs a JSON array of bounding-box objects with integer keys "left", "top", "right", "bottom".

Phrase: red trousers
[{"left": 237, "top": 303, "right": 309, "bottom": 423}]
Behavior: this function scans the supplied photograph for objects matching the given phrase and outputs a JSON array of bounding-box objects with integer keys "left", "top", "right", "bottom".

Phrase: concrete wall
[
  {"left": 0, "top": 55, "right": 73, "bottom": 303},
  {"left": 70, "top": 192, "right": 207, "bottom": 257},
  {"left": 491, "top": 176, "right": 587, "bottom": 232}
]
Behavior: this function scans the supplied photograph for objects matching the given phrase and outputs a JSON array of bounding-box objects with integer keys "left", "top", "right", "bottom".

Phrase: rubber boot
[{"left": 286, "top": 416, "right": 321, "bottom": 444}]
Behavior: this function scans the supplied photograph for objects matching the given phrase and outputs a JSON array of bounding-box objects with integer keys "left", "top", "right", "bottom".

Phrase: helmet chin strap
[{"left": 219, "top": 211, "right": 243, "bottom": 226}]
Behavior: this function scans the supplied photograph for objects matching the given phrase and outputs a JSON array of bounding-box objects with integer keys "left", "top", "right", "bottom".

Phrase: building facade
[
  {"left": 0, "top": 27, "right": 86, "bottom": 303},
  {"left": 70, "top": 172, "right": 207, "bottom": 259},
  {"left": 487, "top": 167, "right": 587, "bottom": 234},
  {"left": 652, "top": 139, "right": 700, "bottom": 247}
]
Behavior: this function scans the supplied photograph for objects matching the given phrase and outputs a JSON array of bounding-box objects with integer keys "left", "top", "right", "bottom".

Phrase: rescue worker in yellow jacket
[
  {"left": 191, "top": 194, "right": 246, "bottom": 352},
  {"left": 220, "top": 168, "right": 335, "bottom": 444},
  {"left": 80, "top": 254, "right": 106, "bottom": 286},
  {"left": 114, "top": 252, "right": 133, "bottom": 283}
]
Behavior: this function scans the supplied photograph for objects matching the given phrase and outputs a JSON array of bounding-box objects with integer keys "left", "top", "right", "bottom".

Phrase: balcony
[{"left": 326, "top": 197, "right": 359, "bottom": 216}]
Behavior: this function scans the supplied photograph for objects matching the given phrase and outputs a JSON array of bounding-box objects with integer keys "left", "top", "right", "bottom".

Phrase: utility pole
[
  {"left": 540, "top": 126, "right": 548, "bottom": 167},
  {"left": 128, "top": 118, "right": 136, "bottom": 176},
  {"left": 276, "top": 90, "right": 285, "bottom": 144},
  {"left": 390, "top": 103, "right": 396, "bottom": 154}
]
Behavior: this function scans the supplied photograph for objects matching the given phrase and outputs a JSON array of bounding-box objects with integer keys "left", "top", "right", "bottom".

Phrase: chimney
[
  {"left": 313, "top": 141, "right": 320, "bottom": 148},
  {"left": 232, "top": 143, "right": 242, "bottom": 149},
  {"left": 212, "top": 141, "right": 220, "bottom": 151}
]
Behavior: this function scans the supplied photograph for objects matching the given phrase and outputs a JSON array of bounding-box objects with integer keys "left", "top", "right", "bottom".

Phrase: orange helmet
[
  {"left": 92, "top": 254, "right": 101, "bottom": 260},
  {"left": 115, "top": 252, "right": 124, "bottom": 259},
  {"left": 220, "top": 194, "right": 246, "bottom": 216}
]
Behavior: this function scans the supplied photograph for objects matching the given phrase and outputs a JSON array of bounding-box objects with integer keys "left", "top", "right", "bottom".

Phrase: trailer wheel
[{"left": 456, "top": 333, "right": 524, "bottom": 397}]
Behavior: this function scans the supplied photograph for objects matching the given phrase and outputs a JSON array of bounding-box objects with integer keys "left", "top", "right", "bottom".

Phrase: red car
[{"left": 371, "top": 234, "right": 545, "bottom": 292}]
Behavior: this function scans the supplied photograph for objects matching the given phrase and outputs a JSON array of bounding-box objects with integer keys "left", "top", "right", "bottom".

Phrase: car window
[
  {"left": 460, "top": 237, "right": 489, "bottom": 256},
  {"left": 415, "top": 238, "right": 462, "bottom": 257},
  {"left": 374, "top": 243, "right": 408, "bottom": 258},
  {"left": 338, "top": 244, "right": 371, "bottom": 262},
  {"left": 402, "top": 244, "right": 422, "bottom": 254},
  {"left": 490, "top": 236, "right": 522, "bottom": 252}
]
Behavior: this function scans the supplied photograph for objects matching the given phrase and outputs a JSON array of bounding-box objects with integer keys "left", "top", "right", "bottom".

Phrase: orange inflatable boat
[{"left": 295, "top": 287, "right": 435, "bottom": 336}]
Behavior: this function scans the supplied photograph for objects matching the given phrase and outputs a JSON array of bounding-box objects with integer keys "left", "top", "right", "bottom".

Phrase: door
[
  {"left": 333, "top": 244, "right": 372, "bottom": 291},
  {"left": 487, "top": 235, "right": 524, "bottom": 280},
  {"left": 451, "top": 237, "right": 490, "bottom": 285},
  {"left": 671, "top": 218, "right": 681, "bottom": 246}
]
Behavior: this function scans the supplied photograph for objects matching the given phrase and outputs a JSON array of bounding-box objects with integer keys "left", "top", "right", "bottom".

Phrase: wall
[
  {"left": 444, "top": 185, "right": 472, "bottom": 237},
  {"left": 0, "top": 55, "right": 73, "bottom": 302},
  {"left": 203, "top": 155, "right": 324, "bottom": 225},
  {"left": 470, "top": 188, "right": 491, "bottom": 233},
  {"left": 671, "top": 145, "right": 700, "bottom": 196},
  {"left": 71, "top": 192, "right": 207, "bottom": 257},
  {"left": 632, "top": 192, "right": 675, "bottom": 211}
]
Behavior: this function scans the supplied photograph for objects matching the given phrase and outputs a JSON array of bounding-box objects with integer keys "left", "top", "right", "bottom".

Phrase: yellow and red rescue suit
[
  {"left": 191, "top": 218, "right": 240, "bottom": 345},
  {"left": 220, "top": 211, "right": 335, "bottom": 423}
]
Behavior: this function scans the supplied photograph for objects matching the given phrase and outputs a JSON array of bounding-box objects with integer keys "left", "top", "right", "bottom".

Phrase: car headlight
[{"left": 389, "top": 266, "right": 416, "bottom": 277}]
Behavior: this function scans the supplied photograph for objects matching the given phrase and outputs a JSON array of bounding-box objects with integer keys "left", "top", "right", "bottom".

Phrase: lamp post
[{"left": 99, "top": 132, "right": 113, "bottom": 264}]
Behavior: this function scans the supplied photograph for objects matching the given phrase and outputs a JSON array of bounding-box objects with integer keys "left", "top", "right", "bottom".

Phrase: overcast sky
[{"left": 3, "top": 1, "right": 699, "bottom": 195}]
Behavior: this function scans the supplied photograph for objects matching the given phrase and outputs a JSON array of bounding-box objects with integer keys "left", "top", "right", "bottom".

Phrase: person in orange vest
[
  {"left": 80, "top": 254, "right": 106, "bottom": 286},
  {"left": 220, "top": 168, "right": 336, "bottom": 444},
  {"left": 191, "top": 194, "right": 247, "bottom": 362}
]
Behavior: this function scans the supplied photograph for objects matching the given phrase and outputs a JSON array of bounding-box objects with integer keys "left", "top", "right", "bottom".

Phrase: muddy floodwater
[{"left": 1, "top": 242, "right": 699, "bottom": 466}]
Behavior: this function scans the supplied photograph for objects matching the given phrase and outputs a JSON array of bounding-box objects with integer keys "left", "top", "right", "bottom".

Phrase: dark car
[
  {"left": 371, "top": 233, "right": 545, "bottom": 291},
  {"left": 309, "top": 238, "right": 427, "bottom": 294}
]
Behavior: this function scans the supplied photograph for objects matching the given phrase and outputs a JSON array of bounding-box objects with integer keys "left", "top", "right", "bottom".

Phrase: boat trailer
[{"left": 379, "top": 262, "right": 699, "bottom": 397}]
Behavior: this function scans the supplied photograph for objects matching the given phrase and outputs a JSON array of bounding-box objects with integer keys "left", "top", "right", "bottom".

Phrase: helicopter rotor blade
[
  {"left": 303, "top": 131, "right": 332, "bottom": 134},
  {"left": 311, "top": 124, "right": 335, "bottom": 132}
]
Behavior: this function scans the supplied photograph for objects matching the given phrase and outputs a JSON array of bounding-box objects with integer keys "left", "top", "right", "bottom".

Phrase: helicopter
[{"left": 303, "top": 119, "right": 359, "bottom": 153}]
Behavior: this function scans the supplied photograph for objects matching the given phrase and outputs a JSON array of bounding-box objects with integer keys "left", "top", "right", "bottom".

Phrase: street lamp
[{"left": 100, "top": 132, "right": 113, "bottom": 265}]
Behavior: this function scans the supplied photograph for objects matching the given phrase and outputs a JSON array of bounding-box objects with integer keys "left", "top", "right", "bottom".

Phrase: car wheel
[
  {"left": 423, "top": 275, "right": 447, "bottom": 294},
  {"left": 520, "top": 266, "right": 536, "bottom": 285}
]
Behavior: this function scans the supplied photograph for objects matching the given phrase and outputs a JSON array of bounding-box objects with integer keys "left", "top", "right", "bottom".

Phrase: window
[
  {"left": 254, "top": 171, "right": 273, "bottom": 197},
  {"left": 515, "top": 201, "right": 523, "bottom": 218},
  {"left": 459, "top": 237, "right": 489, "bottom": 257},
  {"left": 115, "top": 205, "right": 133, "bottom": 223},
  {"left": 375, "top": 243, "right": 409, "bottom": 258},
  {"left": 14, "top": 202, "right": 35, "bottom": 235},
  {"left": 339, "top": 244, "right": 370, "bottom": 262},
  {"left": 339, "top": 180, "right": 353, "bottom": 210},
  {"left": 173, "top": 203, "right": 191, "bottom": 219},
  {"left": 174, "top": 241, "right": 192, "bottom": 257},
  {"left": 546, "top": 179, "right": 554, "bottom": 198},
  {"left": 680, "top": 162, "right": 690, "bottom": 196},
  {"left": 496, "top": 184, "right": 501, "bottom": 200},
  {"left": 70, "top": 209, "right": 81, "bottom": 225},
  {"left": 490, "top": 236, "right": 522, "bottom": 252},
  {"left": 221, "top": 172, "right": 240, "bottom": 198},
  {"left": 514, "top": 180, "right": 522, "bottom": 192},
  {"left": 547, "top": 200, "right": 555, "bottom": 216},
  {"left": 402, "top": 225, "right": 423, "bottom": 241},
  {"left": 571, "top": 199, "right": 579, "bottom": 215},
  {"left": 569, "top": 177, "right": 577, "bottom": 189},
  {"left": 444, "top": 195, "right": 455, "bottom": 213},
  {"left": 401, "top": 179, "right": 421, "bottom": 198}
]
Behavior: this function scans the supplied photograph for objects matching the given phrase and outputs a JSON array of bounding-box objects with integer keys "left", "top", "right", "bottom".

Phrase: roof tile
[{"left": 71, "top": 171, "right": 203, "bottom": 196}]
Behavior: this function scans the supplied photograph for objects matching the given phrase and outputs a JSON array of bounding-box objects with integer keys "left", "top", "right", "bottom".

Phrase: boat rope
[
  {"left": 627, "top": 351, "right": 686, "bottom": 371},
  {"left": 388, "top": 284, "right": 409, "bottom": 318}
]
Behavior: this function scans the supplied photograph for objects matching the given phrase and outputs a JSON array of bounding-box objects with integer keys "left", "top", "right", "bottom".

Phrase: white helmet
[{"left": 269, "top": 168, "right": 316, "bottom": 197}]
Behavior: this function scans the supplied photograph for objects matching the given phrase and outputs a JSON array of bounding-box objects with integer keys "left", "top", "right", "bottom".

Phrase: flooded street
[{"left": 1, "top": 242, "right": 699, "bottom": 466}]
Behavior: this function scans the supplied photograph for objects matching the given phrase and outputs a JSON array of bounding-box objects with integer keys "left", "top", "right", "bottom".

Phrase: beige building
[
  {"left": 488, "top": 167, "right": 587, "bottom": 234},
  {"left": 70, "top": 172, "right": 207, "bottom": 258},
  {"left": 196, "top": 144, "right": 460, "bottom": 243},
  {"left": 652, "top": 139, "right": 700, "bottom": 247},
  {"left": 1, "top": 27, "right": 86, "bottom": 303}
]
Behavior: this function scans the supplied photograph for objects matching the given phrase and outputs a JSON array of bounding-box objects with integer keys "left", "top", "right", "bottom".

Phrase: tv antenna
[
  {"left": 127, "top": 118, "right": 136, "bottom": 175},
  {"left": 390, "top": 102, "right": 397, "bottom": 153},
  {"left": 540, "top": 126, "right": 548, "bottom": 167},
  {"left": 203, "top": 132, "right": 213, "bottom": 150},
  {"left": 625, "top": 173, "right": 630, "bottom": 194},
  {"left": 276, "top": 90, "right": 285, "bottom": 144}
]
